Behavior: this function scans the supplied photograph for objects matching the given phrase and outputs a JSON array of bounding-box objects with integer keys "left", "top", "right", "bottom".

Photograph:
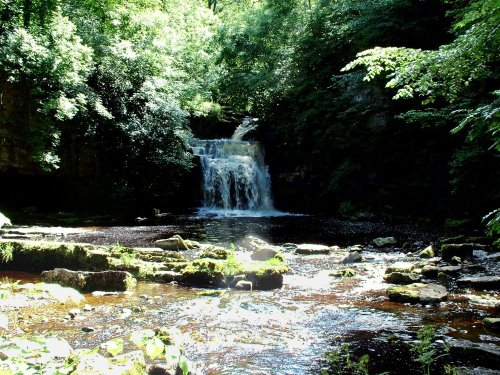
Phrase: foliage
[{"left": 321, "top": 343, "right": 371, "bottom": 375}]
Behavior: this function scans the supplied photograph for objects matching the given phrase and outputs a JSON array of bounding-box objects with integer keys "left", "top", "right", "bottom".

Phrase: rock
[
  {"left": 418, "top": 245, "right": 435, "bottom": 258},
  {"left": 483, "top": 318, "right": 500, "bottom": 331},
  {"left": 387, "top": 283, "right": 448, "bottom": 304},
  {"left": 447, "top": 338, "right": 500, "bottom": 370},
  {"left": 486, "top": 252, "right": 500, "bottom": 260},
  {"left": 148, "top": 364, "right": 173, "bottom": 375},
  {"left": 0, "top": 212, "right": 11, "bottom": 228},
  {"left": 347, "top": 245, "right": 364, "bottom": 252},
  {"left": 385, "top": 262, "right": 415, "bottom": 274},
  {"left": 199, "top": 247, "right": 230, "bottom": 260},
  {"left": 457, "top": 276, "right": 500, "bottom": 290},
  {"left": 153, "top": 271, "right": 183, "bottom": 283},
  {"left": 450, "top": 256, "right": 462, "bottom": 265},
  {"left": 239, "top": 236, "right": 272, "bottom": 252},
  {"left": 422, "top": 265, "right": 462, "bottom": 278},
  {"left": 234, "top": 280, "right": 253, "bottom": 290},
  {"left": 155, "top": 235, "right": 191, "bottom": 251},
  {"left": 110, "top": 350, "right": 146, "bottom": 374},
  {"left": 41, "top": 268, "right": 137, "bottom": 292},
  {"left": 282, "top": 243, "right": 298, "bottom": 251},
  {"left": 371, "top": 237, "right": 397, "bottom": 247},
  {"left": 251, "top": 248, "right": 278, "bottom": 261},
  {"left": 384, "top": 272, "right": 421, "bottom": 284},
  {"left": 295, "top": 244, "right": 330, "bottom": 255},
  {"left": 44, "top": 337, "right": 72, "bottom": 358},
  {"left": 330, "top": 268, "right": 357, "bottom": 278},
  {"left": 342, "top": 251, "right": 362, "bottom": 263},
  {"left": 81, "top": 326, "right": 96, "bottom": 332},
  {"left": 83, "top": 304, "right": 94, "bottom": 312},
  {"left": 441, "top": 244, "right": 478, "bottom": 261},
  {"left": 68, "top": 308, "right": 81, "bottom": 319}
]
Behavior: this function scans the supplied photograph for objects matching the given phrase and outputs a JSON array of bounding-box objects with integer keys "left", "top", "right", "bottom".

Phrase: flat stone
[
  {"left": 457, "top": 276, "right": 500, "bottom": 290},
  {"left": 155, "top": 235, "right": 190, "bottom": 251},
  {"left": 295, "top": 244, "right": 330, "bottom": 255},
  {"left": 153, "top": 271, "right": 183, "bottom": 283},
  {"left": 387, "top": 283, "right": 448, "bottom": 304}
]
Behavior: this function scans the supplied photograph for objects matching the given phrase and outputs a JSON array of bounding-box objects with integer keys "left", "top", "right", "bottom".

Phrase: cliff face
[{"left": 0, "top": 73, "right": 40, "bottom": 174}]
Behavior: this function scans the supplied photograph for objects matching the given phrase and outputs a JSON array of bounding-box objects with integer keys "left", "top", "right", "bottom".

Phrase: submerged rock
[
  {"left": 41, "top": 268, "right": 137, "bottom": 292},
  {"left": 387, "top": 283, "right": 448, "bottom": 304},
  {"left": 330, "top": 268, "right": 357, "bottom": 278},
  {"left": 457, "top": 276, "right": 500, "bottom": 290}
]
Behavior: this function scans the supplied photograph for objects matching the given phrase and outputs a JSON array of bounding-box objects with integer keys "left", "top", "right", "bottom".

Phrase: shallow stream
[{"left": 3, "top": 216, "right": 499, "bottom": 374}]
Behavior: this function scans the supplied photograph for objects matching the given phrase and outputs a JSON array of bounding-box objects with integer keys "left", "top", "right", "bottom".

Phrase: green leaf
[
  {"left": 178, "top": 356, "right": 189, "bottom": 375},
  {"left": 145, "top": 337, "right": 165, "bottom": 359}
]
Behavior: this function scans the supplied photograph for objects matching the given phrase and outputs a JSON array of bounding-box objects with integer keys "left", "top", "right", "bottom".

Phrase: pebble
[
  {"left": 81, "top": 326, "right": 95, "bottom": 332},
  {"left": 83, "top": 304, "right": 94, "bottom": 312}
]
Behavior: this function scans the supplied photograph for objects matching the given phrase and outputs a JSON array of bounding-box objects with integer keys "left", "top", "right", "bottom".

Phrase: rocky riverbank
[{"left": 0, "top": 223, "right": 499, "bottom": 374}]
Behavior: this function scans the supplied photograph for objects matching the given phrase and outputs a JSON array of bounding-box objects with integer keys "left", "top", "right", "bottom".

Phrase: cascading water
[{"left": 192, "top": 118, "right": 281, "bottom": 216}]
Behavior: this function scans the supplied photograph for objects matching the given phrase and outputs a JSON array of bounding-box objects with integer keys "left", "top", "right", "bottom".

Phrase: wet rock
[
  {"left": 41, "top": 268, "right": 137, "bottom": 292},
  {"left": 450, "top": 256, "right": 462, "bottom": 265},
  {"left": 81, "top": 326, "right": 95, "bottom": 332},
  {"left": 371, "top": 237, "right": 397, "bottom": 247},
  {"left": 83, "top": 304, "right": 94, "bottom": 312},
  {"left": 422, "top": 265, "right": 462, "bottom": 278},
  {"left": 387, "top": 283, "right": 448, "bottom": 304},
  {"left": 447, "top": 338, "right": 500, "bottom": 370},
  {"left": 251, "top": 248, "right": 278, "bottom": 261},
  {"left": 68, "top": 308, "right": 81, "bottom": 319},
  {"left": 330, "top": 268, "right": 357, "bottom": 278},
  {"left": 282, "top": 243, "right": 297, "bottom": 251},
  {"left": 418, "top": 245, "right": 435, "bottom": 258},
  {"left": 148, "top": 364, "right": 173, "bottom": 375},
  {"left": 483, "top": 318, "right": 500, "bottom": 331},
  {"left": 346, "top": 244, "right": 363, "bottom": 252},
  {"left": 457, "top": 276, "right": 500, "bottom": 290},
  {"left": 441, "top": 244, "right": 482, "bottom": 261},
  {"left": 384, "top": 272, "right": 421, "bottom": 284},
  {"left": 385, "top": 262, "right": 415, "bottom": 274},
  {"left": 295, "top": 244, "right": 330, "bottom": 255},
  {"left": 155, "top": 235, "right": 197, "bottom": 251},
  {"left": 342, "top": 251, "right": 362, "bottom": 263},
  {"left": 234, "top": 280, "right": 253, "bottom": 290},
  {"left": 454, "top": 367, "right": 500, "bottom": 375},
  {"left": 486, "top": 252, "right": 500, "bottom": 260},
  {"left": 153, "top": 271, "right": 183, "bottom": 283}
]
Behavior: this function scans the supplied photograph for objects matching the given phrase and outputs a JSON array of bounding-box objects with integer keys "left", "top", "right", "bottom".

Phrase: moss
[
  {"left": 387, "top": 285, "right": 420, "bottom": 303},
  {"left": 330, "top": 268, "right": 357, "bottom": 278},
  {"left": 199, "top": 247, "right": 231, "bottom": 260}
]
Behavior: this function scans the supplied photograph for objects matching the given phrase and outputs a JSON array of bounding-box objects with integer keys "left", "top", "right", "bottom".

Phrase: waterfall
[{"left": 192, "top": 122, "right": 280, "bottom": 216}]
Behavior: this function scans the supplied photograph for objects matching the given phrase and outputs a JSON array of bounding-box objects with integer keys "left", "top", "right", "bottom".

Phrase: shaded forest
[{"left": 0, "top": 0, "right": 498, "bottom": 231}]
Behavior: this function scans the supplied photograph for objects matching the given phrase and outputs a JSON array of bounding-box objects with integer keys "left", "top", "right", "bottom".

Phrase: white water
[{"left": 192, "top": 122, "right": 283, "bottom": 217}]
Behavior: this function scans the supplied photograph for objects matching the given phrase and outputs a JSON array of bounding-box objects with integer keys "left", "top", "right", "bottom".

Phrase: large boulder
[
  {"left": 41, "top": 268, "right": 137, "bottom": 292},
  {"left": 387, "top": 283, "right": 448, "bottom": 304}
]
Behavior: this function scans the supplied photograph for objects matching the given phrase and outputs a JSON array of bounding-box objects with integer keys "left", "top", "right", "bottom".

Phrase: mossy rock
[
  {"left": 0, "top": 240, "right": 110, "bottom": 272},
  {"left": 387, "top": 283, "right": 448, "bottom": 304},
  {"left": 384, "top": 271, "right": 421, "bottom": 284},
  {"left": 441, "top": 244, "right": 475, "bottom": 261},
  {"left": 199, "top": 247, "right": 231, "bottom": 260},
  {"left": 385, "top": 262, "right": 415, "bottom": 274},
  {"left": 181, "top": 259, "right": 226, "bottom": 286},
  {"left": 330, "top": 268, "right": 357, "bottom": 278},
  {"left": 418, "top": 245, "right": 435, "bottom": 258}
]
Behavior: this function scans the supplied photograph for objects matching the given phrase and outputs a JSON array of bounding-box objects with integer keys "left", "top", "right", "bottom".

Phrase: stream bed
[{"left": 2, "top": 216, "right": 499, "bottom": 374}]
